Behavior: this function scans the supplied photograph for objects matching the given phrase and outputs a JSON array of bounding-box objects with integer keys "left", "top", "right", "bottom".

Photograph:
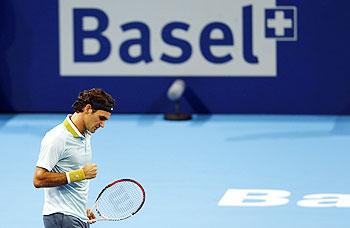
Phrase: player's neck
[{"left": 70, "top": 112, "right": 86, "bottom": 135}]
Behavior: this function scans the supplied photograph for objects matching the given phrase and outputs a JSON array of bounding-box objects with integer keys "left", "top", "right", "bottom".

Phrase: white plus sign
[{"left": 267, "top": 11, "right": 292, "bottom": 36}]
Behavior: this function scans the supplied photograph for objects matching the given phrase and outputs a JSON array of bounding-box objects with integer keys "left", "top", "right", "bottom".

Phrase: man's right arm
[
  {"left": 33, "top": 164, "right": 98, "bottom": 188},
  {"left": 33, "top": 167, "right": 67, "bottom": 188}
]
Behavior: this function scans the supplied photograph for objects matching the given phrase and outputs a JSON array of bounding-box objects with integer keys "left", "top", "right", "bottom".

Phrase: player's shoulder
[{"left": 42, "top": 123, "right": 68, "bottom": 144}]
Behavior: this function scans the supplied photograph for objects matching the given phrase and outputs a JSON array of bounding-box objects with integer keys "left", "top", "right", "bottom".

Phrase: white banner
[{"left": 59, "top": 0, "right": 278, "bottom": 76}]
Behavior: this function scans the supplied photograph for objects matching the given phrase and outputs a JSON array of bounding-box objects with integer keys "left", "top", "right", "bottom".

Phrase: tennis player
[{"left": 33, "top": 88, "right": 115, "bottom": 228}]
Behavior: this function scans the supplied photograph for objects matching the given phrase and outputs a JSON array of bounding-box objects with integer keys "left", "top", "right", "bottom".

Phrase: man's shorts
[{"left": 43, "top": 213, "right": 90, "bottom": 228}]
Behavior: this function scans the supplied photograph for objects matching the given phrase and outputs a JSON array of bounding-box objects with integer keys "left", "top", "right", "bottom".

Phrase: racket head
[{"left": 94, "top": 179, "right": 146, "bottom": 221}]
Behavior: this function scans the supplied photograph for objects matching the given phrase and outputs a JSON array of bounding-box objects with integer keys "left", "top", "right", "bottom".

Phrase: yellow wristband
[{"left": 67, "top": 169, "right": 85, "bottom": 183}]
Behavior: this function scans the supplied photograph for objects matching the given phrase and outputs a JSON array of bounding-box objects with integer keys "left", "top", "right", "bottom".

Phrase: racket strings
[{"left": 96, "top": 181, "right": 144, "bottom": 220}]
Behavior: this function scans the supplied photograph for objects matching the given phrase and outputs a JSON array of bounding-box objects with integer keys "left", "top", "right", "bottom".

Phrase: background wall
[{"left": 0, "top": 0, "right": 349, "bottom": 114}]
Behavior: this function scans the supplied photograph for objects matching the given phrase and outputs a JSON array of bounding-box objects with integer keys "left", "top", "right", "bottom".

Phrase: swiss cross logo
[{"left": 265, "top": 7, "right": 297, "bottom": 41}]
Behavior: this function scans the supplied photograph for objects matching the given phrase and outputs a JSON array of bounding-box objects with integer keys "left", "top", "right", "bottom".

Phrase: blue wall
[{"left": 0, "top": 0, "right": 349, "bottom": 114}]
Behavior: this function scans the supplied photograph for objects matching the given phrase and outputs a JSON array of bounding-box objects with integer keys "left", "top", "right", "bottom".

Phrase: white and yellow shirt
[{"left": 36, "top": 115, "right": 92, "bottom": 222}]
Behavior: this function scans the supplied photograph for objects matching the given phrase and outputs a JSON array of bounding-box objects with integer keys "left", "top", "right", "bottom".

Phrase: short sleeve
[{"left": 36, "top": 133, "right": 65, "bottom": 171}]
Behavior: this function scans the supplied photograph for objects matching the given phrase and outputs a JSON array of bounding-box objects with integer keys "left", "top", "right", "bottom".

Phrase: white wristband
[{"left": 66, "top": 172, "right": 71, "bottom": 184}]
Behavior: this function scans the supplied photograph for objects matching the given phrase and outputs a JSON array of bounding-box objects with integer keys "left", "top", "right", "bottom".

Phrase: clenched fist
[{"left": 83, "top": 163, "right": 98, "bottom": 179}]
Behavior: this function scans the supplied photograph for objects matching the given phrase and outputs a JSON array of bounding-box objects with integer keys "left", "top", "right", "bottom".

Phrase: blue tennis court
[{"left": 1, "top": 114, "right": 349, "bottom": 228}]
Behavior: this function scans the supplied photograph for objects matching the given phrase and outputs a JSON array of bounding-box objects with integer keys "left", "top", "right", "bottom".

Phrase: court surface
[{"left": 0, "top": 114, "right": 349, "bottom": 228}]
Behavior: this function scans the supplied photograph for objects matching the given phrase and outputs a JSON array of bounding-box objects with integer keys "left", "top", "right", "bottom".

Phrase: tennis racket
[{"left": 91, "top": 179, "right": 146, "bottom": 221}]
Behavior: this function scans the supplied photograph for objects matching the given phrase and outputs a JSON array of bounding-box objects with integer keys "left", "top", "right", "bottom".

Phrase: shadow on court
[
  {"left": 0, "top": 114, "right": 16, "bottom": 128},
  {"left": 226, "top": 115, "right": 350, "bottom": 142}
]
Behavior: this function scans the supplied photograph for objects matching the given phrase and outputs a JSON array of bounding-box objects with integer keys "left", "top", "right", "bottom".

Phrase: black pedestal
[{"left": 164, "top": 112, "right": 192, "bottom": 121}]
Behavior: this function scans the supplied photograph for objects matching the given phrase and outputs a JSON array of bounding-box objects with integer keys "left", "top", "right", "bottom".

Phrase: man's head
[{"left": 72, "top": 88, "right": 115, "bottom": 133}]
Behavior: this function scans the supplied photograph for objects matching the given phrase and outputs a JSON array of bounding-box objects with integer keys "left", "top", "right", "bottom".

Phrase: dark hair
[{"left": 72, "top": 88, "right": 115, "bottom": 113}]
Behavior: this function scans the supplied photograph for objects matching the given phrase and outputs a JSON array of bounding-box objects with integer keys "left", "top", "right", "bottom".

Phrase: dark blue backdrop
[{"left": 0, "top": 0, "right": 349, "bottom": 114}]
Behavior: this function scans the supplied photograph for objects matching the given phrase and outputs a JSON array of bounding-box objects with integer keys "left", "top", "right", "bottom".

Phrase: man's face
[{"left": 84, "top": 106, "right": 111, "bottom": 133}]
